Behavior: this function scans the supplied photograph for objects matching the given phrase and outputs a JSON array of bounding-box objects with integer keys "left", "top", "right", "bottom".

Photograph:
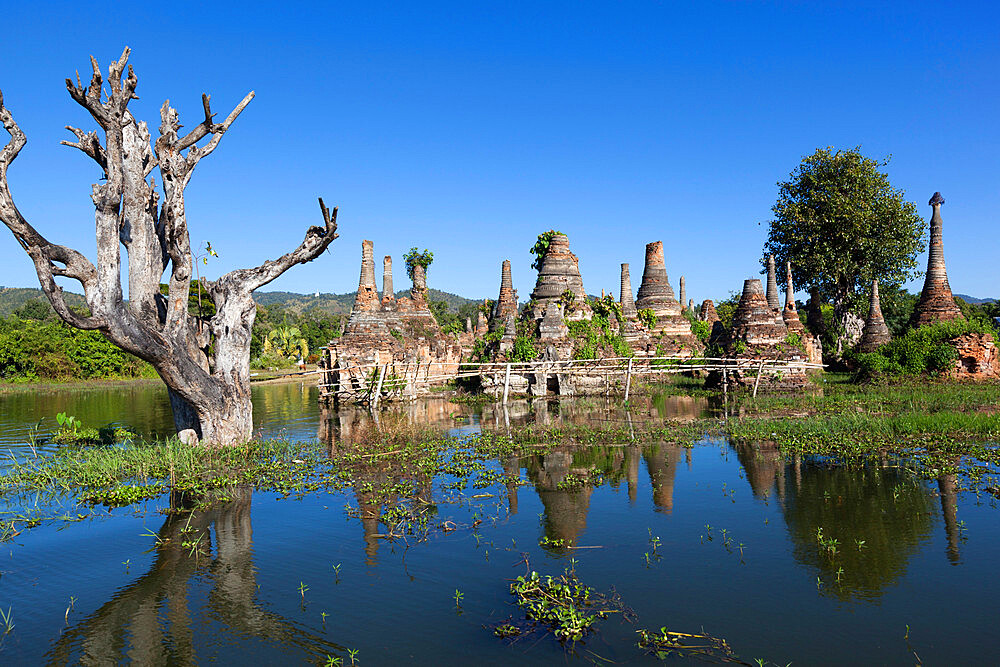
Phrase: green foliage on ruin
[
  {"left": 470, "top": 329, "right": 503, "bottom": 362},
  {"left": 430, "top": 299, "right": 480, "bottom": 334},
  {"left": 682, "top": 309, "right": 711, "bottom": 344},
  {"left": 403, "top": 247, "right": 434, "bottom": 281},
  {"left": 567, "top": 314, "right": 632, "bottom": 360},
  {"left": 529, "top": 231, "right": 566, "bottom": 271},
  {"left": 590, "top": 295, "right": 623, "bottom": 323},
  {"left": 850, "top": 318, "right": 994, "bottom": 381},
  {"left": 713, "top": 293, "right": 740, "bottom": 330},
  {"left": 637, "top": 308, "right": 657, "bottom": 330}
]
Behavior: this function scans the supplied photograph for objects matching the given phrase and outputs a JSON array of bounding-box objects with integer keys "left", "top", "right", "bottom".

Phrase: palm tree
[{"left": 263, "top": 326, "right": 309, "bottom": 361}]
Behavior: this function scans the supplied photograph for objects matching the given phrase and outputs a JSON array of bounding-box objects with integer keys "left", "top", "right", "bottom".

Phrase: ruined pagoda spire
[
  {"left": 352, "top": 240, "right": 379, "bottom": 312},
  {"left": 620, "top": 263, "right": 638, "bottom": 319},
  {"left": 911, "top": 192, "right": 964, "bottom": 327},
  {"left": 381, "top": 255, "right": 395, "bottom": 306},
  {"left": 765, "top": 255, "right": 780, "bottom": 311},
  {"left": 729, "top": 278, "right": 788, "bottom": 349},
  {"left": 636, "top": 241, "right": 680, "bottom": 316},
  {"left": 782, "top": 261, "right": 804, "bottom": 333},
  {"left": 679, "top": 276, "right": 687, "bottom": 312},
  {"left": 858, "top": 279, "right": 891, "bottom": 352},
  {"left": 492, "top": 259, "right": 518, "bottom": 327}
]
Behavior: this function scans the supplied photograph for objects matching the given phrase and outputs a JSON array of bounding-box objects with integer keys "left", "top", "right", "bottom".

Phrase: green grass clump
[{"left": 507, "top": 571, "right": 620, "bottom": 641}]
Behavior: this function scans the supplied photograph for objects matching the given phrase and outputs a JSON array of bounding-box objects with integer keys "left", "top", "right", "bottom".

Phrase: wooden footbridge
[{"left": 317, "top": 353, "right": 825, "bottom": 407}]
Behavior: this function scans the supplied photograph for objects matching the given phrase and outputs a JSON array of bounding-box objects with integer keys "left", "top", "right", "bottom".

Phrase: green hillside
[
  {"left": 1, "top": 285, "right": 481, "bottom": 319},
  {"left": 0, "top": 286, "right": 87, "bottom": 318},
  {"left": 252, "top": 288, "right": 482, "bottom": 315}
]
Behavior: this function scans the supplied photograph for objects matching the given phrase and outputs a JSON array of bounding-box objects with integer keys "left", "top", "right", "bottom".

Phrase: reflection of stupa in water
[
  {"left": 643, "top": 443, "right": 683, "bottom": 513},
  {"left": 47, "top": 490, "right": 336, "bottom": 664},
  {"left": 626, "top": 445, "right": 640, "bottom": 504},
  {"left": 938, "top": 473, "right": 961, "bottom": 565},
  {"left": 526, "top": 449, "right": 593, "bottom": 546},
  {"left": 733, "top": 442, "right": 787, "bottom": 501},
  {"left": 733, "top": 443, "right": 940, "bottom": 601}
]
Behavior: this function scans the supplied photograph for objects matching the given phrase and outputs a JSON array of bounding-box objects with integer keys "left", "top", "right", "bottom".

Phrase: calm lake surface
[{"left": 0, "top": 383, "right": 997, "bottom": 665}]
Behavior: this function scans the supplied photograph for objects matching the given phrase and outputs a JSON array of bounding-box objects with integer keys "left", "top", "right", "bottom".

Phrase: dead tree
[{"left": 0, "top": 48, "right": 338, "bottom": 445}]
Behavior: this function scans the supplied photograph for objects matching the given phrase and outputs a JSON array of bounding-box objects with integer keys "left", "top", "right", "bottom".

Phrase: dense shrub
[
  {"left": 0, "top": 317, "right": 154, "bottom": 381},
  {"left": 851, "top": 319, "right": 991, "bottom": 380}
]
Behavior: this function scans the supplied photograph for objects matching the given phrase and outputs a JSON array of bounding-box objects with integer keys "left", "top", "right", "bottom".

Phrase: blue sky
[{"left": 1, "top": 1, "right": 997, "bottom": 304}]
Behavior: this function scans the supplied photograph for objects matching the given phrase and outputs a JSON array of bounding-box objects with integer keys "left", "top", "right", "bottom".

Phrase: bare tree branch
[
  {"left": 0, "top": 91, "right": 105, "bottom": 329},
  {"left": 183, "top": 91, "right": 255, "bottom": 166},
  {"left": 217, "top": 198, "right": 338, "bottom": 295},
  {"left": 61, "top": 125, "right": 108, "bottom": 170}
]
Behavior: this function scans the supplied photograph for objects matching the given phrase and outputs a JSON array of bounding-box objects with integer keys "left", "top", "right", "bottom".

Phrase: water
[{"left": 0, "top": 383, "right": 997, "bottom": 665}]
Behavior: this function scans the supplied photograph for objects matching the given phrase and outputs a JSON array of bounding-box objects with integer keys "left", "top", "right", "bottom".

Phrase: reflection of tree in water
[
  {"left": 46, "top": 489, "right": 339, "bottom": 665},
  {"left": 750, "top": 448, "right": 939, "bottom": 601}
]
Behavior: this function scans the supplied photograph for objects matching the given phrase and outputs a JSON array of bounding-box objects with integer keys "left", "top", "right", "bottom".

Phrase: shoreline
[{"left": 0, "top": 366, "right": 324, "bottom": 393}]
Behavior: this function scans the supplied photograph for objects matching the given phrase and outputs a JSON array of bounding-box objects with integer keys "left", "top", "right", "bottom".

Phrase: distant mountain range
[
  {"left": 3, "top": 284, "right": 992, "bottom": 318},
  {"left": 1, "top": 285, "right": 481, "bottom": 318},
  {"left": 954, "top": 294, "right": 996, "bottom": 305},
  {"left": 253, "top": 288, "right": 482, "bottom": 315}
]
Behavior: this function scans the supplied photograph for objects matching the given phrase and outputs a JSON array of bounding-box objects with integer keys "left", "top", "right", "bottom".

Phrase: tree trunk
[
  {"left": 0, "top": 50, "right": 339, "bottom": 446},
  {"left": 832, "top": 292, "right": 865, "bottom": 359},
  {"left": 806, "top": 287, "right": 825, "bottom": 337}
]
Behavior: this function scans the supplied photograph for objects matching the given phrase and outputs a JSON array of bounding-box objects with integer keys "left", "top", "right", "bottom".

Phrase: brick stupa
[
  {"left": 635, "top": 241, "right": 701, "bottom": 352},
  {"left": 620, "top": 263, "right": 638, "bottom": 319},
  {"left": 723, "top": 278, "right": 809, "bottom": 390},
  {"left": 911, "top": 193, "right": 964, "bottom": 327},
  {"left": 491, "top": 260, "right": 519, "bottom": 330},
  {"left": 381, "top": 255, "right": 395, "bottom": 307},
  {"left": 529, "top": 232, "right": 591, "bottom": 321},
  {"left": 728, "top": 279, "right": 787, "bottom": 350},
  {"left": 858, "top": 279, "right": 891, "bottom": 353},
  {"left": 699, "top": 299, "right": 720, "bottom": 324},
  {"left": 765, "top": 255, "right": 781, "bottom": 311},
  {"left": 782, "top": 261, "right": 804, "bottom": 334}
]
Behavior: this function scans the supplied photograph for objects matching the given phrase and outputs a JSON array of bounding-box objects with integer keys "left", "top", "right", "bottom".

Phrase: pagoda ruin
[
  {"left": 911, "top": 193, "right": 964, "bottom": 327},
  {"left": 858, "top": 279, "right": 891, "bottom": 353}
]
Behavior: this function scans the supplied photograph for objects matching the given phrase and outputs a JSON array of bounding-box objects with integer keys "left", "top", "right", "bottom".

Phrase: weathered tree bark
[{"left": 0, "top": 49, "right": 338, "bottom": 445}]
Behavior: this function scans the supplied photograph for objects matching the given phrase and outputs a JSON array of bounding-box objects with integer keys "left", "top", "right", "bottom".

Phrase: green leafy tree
[
  {"left": 12, "top": 298, "right": 53, "bottom": 321},
  {"left": 763, "top": 147, "right": 925, "bottom": 356},
  {"left": 403, "top": 248, "right": 434, "bottom": 281}
]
